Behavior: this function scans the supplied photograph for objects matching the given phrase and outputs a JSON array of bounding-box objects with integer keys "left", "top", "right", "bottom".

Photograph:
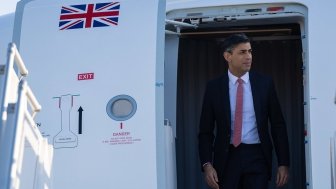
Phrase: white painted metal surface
[{"left": 12, "top": 0, "right": 167, "bottom": 188}]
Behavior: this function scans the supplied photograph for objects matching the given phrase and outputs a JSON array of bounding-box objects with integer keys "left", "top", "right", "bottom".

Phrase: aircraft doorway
[{"left": 174, "top": 24, "right": 306, "bottom": 189}]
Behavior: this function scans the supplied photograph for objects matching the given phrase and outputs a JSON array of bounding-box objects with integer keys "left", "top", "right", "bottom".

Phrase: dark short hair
[{"left": 221, "top": 33, "right": 250, "bottom": 53}]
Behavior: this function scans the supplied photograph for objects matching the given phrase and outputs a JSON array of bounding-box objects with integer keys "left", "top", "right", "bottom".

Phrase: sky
[{"left": 0, "top": 0, "right": 19, "bottom": 16}]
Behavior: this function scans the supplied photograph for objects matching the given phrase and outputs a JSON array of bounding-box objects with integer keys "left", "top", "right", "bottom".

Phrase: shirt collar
[{"left": 228, "top": 70, "right": 249, "bottom": 85}]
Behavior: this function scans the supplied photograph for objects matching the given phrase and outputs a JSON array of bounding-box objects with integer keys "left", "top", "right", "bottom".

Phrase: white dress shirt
[{"left": 228, "top": 70, "right": 260, "bottom": 144}]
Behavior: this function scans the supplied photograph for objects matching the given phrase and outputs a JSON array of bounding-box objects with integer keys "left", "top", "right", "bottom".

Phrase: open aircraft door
[{"left": 12, "top": 0, "right": 166, "bottom": 188}]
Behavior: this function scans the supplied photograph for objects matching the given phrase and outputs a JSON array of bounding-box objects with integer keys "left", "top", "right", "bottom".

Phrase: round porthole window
[{"left": 106, "top": 95, "right": 137, "bottom": 121}]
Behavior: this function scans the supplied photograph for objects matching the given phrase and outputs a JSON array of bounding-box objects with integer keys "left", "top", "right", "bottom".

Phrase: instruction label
[{"left": 102, "top": 131, "right": 142, "bottom": 145}]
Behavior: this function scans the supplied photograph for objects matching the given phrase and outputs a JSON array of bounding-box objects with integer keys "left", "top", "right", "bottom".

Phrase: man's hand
[
  {"left": 276, "top": 166, "right": 289, "bottom": 187},
  {"left": 204, "top": 164, "right": 219, "bottom": 189}
]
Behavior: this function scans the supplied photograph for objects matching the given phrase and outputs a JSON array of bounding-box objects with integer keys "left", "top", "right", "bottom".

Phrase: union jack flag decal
[{"left": 59, "top": 2, "right": 120, "bottom": 30}]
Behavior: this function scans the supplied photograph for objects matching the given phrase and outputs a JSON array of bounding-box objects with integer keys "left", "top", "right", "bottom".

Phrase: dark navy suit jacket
[{"left": 198, "top": 71, "right": 290, "bottom": 181}]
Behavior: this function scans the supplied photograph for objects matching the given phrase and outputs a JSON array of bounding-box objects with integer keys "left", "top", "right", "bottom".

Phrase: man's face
[{"left": 224, "top": 42, "right": 252, "bottom": 77}]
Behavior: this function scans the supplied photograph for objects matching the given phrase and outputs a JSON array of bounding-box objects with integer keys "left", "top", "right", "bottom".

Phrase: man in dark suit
[{"left": 198, "top": 33, "right": 290, "bottom": 189}]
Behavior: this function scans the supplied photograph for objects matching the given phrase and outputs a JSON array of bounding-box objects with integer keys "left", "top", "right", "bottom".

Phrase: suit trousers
[{"left": 220, "top": 144, "right": 269, "bottom": 189}]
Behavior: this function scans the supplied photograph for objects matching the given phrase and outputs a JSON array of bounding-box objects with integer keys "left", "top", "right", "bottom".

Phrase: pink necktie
[{"left": 233, "top": 78, "right": 243, "bottom": 147}]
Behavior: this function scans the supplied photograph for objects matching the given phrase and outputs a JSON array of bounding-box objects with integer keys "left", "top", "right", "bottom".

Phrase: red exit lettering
[{"left": 78, "top": 73, "right": 94, "bottom": 80}]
